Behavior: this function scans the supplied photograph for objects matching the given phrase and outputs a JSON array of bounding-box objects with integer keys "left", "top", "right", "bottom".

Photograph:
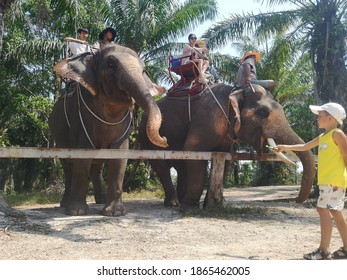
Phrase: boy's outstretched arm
[{"left": 276, "top": 137, "right": 319, "bottom": 153}]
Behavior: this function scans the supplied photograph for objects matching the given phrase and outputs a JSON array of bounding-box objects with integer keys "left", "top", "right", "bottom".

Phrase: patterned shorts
[{"left": 317, "top": 185, "right": 346, "bottom": 211}]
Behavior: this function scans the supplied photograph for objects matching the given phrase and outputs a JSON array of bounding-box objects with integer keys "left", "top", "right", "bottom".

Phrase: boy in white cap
[{"left": 276, "top": 102, "right": 347, "bottom": 260}]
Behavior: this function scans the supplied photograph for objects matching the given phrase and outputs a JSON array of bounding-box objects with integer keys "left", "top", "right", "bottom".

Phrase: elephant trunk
[
  {"left": 270, "top": 132, "right": 315, "bottom": 203},
  {"left": 109, "top": 54, "right": 168, "bottom": 148},
  {"left": 263, "top": 105, "right": 315, "bottom": 203},
  {"left": 294, "top": 148, "right": 315, "bottom": 202},
  {"left": 133, "top": 92, "right": 168, "bottom": 148}
]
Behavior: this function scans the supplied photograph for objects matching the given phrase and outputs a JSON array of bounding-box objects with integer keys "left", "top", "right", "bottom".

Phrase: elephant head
[
  {"left": 230, "top": 85, "right": 315, "bottom": 202},
  {"left": 54, "top": 44, "right": 168, "bottom": 148}
]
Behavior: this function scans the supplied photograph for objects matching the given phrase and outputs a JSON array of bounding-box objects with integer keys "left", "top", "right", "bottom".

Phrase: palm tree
[
  {"left": 204, "top": 0, "right": 347, "bottom": 109},
  {"left": 0, "top": 0, "right": 20, "bottom": 215},
  {"left": 0, "top": 0, "right": 18, "bottom": 54}
]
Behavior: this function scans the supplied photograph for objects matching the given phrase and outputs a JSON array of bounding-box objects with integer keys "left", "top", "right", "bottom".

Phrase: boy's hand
[
  {"left": 266, "top": 145, "right": 279, "bottom": 152},
  {"left": 275, "top": 145, "right": 286, "bottom": 152}
]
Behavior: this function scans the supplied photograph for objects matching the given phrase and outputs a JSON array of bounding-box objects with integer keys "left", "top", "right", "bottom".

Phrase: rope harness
[
  {"left": 64, "top": 83, "right": 132, "bottom": 149},
  {"left": 189, "top": 60, "right": 231, "bottom": 125}
]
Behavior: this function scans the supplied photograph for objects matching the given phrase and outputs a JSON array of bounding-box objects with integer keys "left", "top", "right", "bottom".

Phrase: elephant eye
[
  {"left": 255, "top": 106, "right": 270, "bottom": 119},
  {"left": 107, "top": 57, "right": 116, "bottom": 68}
]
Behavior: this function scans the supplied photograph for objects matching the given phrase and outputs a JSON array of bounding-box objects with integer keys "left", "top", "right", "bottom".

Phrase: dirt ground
[{"left": 1, "top": 185, "right": 346, "bottom": 260}]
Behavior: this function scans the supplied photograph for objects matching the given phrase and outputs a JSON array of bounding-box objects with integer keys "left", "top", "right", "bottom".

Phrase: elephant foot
[
  {"left": 60, "top": 193, "right": 69, "bottom": 207},
  {"left": 179, "top": 201, "right": 200, "bottom": 212},
  {"left": 94, "top": 194, "right": 106, "bottom": 204},
  {"left": 102, "top": 200, "right": 126, "bottom": 216},
  {"left": 164, "top": 197, "right": 180, "bottom": 207},
  {"left": 64, "top": 202, "right": 89, "bottom": 216}
]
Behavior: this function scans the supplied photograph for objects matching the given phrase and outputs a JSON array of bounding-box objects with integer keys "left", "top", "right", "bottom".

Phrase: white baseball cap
[{"left": 309, "top": 102, "right": 346, "bottom": 125}]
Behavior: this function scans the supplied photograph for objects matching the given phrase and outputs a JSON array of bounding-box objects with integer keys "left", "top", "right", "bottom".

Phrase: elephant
[
  {"left": 49, "top": 43, "right": 168, "bottom": 216},
  {"left": 138, "top": 83, "right": 315, "bottom": 210}
]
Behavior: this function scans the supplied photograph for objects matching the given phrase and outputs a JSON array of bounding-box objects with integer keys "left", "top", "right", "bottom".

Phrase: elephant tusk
[{"left": 267, "top": 138, "right": 296, "bottom": 166}]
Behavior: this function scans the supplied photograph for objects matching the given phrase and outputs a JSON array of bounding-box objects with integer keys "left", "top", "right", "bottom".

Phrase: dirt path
[{"left": 1, "top": 185, "right": 345, "bottom": 260}]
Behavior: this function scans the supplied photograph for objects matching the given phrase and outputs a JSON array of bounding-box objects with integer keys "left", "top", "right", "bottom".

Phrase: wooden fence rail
[
  {"left": 0, "top": 147, "right": 301, "bottom": 207},
  {"left": 0, "top": 147, "right": 300, "bottom": 161}
]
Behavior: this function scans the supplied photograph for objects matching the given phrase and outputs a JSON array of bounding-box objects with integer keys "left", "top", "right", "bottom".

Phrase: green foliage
[
  {"left": 0, "top": 128, "right": 9, "bottom": 147},
  {"left": 239, "top": 163, "right": 253, "bottom": 185},
  {"left": 124, "top": 160, "right": 160, "bottom": 192},
  {"left": 224, "top": 162, "right": 254, "bottom": 187},
  {"left": 254, "top": 161, "right": 296, "bottom": 186}
]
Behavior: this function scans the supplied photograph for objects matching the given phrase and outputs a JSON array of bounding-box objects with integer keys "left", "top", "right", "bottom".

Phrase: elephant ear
[
  {"left": 252, "top": 84, "right": 268, "bottom": 98},
  {"left": 229, "top": 89, "right": 244, "bottom": 133},
  {"left": 53, "top": 54, "right": 98, "bottom": 96}
]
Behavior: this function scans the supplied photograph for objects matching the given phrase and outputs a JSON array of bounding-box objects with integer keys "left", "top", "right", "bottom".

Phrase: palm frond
[
  {"left": 5, "top": 39, "right": 63, "bottom": 62},
  {"left": 204, "top": 10, "right": 299, "bottom": 50}
]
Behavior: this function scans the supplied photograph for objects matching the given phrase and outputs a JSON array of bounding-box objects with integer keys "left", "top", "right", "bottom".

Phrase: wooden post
[{"left": 206, "top": 152, "right": 226, "bottom": 207}]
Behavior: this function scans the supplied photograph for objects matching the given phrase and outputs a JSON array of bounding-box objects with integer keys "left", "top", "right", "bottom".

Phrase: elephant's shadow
[
  {"left": 6, "top": 199, "right": 183, "bottom": 242},
  {"left": 5, "top": 186, "right": 319, "bottom": 244}
]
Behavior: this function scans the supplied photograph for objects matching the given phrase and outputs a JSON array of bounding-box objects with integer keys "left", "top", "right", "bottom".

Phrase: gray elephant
[
  {"left": 139, "top": 84, "right": 315, "bottom": 210},
  {"left": 49, "top": 44, "right": 167, "bottom": 216}
]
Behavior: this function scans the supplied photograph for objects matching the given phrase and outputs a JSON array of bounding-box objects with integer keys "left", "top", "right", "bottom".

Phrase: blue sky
[{"left": 181, "top": 0, "right": 294, "bottom": 56}]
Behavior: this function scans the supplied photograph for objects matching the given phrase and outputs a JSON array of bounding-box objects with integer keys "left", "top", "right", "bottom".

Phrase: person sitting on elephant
[
  {"left": 235, "top": 51, "right": 276, "bottom": 91},
  {"left": 62, "top": 28, "right": 93, "bottom": 94},
  {"left": 64, "top": 27, "right": 91, "bottom": 57},
  {"left": 92, "top": 27, "right": 117, "bottom": 50},
  {"left": 194, "top": 41, "right": 220, "bottom": 83},
  {"left": 182, "top": 33, "right": 211, "bottom": 84}
]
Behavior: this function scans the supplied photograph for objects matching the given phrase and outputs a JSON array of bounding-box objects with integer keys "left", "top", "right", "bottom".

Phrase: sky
[{"left": 181, "top": 0, "right": 295, "bottom": 56}]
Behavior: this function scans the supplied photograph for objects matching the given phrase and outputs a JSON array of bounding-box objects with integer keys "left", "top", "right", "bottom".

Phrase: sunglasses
[{"left": 190, "top": 37, "right": 197, "bottom": 40}]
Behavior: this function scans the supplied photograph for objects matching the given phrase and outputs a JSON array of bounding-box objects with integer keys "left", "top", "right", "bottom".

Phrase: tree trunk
[
  {"left": 0, "top": 158, "right": 10, "bottom": 191},
  {"left": 0, "top": 0, "right": 15, "bottom": 55},
  {"left": 0, "top": 7, "right": 3, "bottom": 55},
  {"left": 1, "top": 10, "right": 16, "bottom": 227},
  {"left": 312, "top": 1, "right": 347, "bottom": 109}
]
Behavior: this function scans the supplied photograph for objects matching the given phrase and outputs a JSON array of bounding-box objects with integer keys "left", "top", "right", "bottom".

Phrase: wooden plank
[
  {"left": 0, "top": 147, "right": 222, "bottom": 160},
  {"left": 207, "top": 152, "right": 226, "bottom": 207},
  {"left": 0, "top": 147, "right": 303, "bottom": 162}
]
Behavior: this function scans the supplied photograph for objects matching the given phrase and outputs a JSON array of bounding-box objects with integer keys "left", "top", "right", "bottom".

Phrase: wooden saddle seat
[
  {"left": 167, "top": 54, "right": 206, "bottom": 97},
  {"left": 170, "top": 55, "right": 200, "bottom": 79}
]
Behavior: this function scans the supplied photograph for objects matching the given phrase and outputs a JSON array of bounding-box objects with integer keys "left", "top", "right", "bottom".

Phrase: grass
[
  {"left": 4, "top": 191, "right": 63, "bottom": 207},
  {"left": 2, "top": 187, "right": 165, "bottom": 207},
  {"left": 123, "top": 188, "right": 165, "bottom": 200}
]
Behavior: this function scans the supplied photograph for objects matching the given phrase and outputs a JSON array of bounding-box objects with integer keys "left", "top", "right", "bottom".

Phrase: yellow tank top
[{"left": 318, "top": 129, "right": 347, "bottom": 188}]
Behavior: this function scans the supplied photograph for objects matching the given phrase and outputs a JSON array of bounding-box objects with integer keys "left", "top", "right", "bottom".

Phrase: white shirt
[{"left": 68, "top": 42, "right": 91, "bottom": 56}]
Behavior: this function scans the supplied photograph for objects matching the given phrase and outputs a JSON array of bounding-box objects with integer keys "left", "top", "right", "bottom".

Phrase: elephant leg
[
  {"left": 60, "top": 159, "right": 72, "bottom": 207},
  {"left": 180, "top": 160, "right": 208, "bottom": 211},
  {"left": 90, "top": 163, "right": 106, "bottom": 204},
  {"left": 102, "top": 158, "right": 127, "bottom": 216},
  {"left": 150, "top": 159, "right": 179, "bottom": 207},
  {"left": 64, "top": 159, "right": 91, "bottom": 215},
  {"left": 174, "top": 162, "right": 188, "bottom": 203}
]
